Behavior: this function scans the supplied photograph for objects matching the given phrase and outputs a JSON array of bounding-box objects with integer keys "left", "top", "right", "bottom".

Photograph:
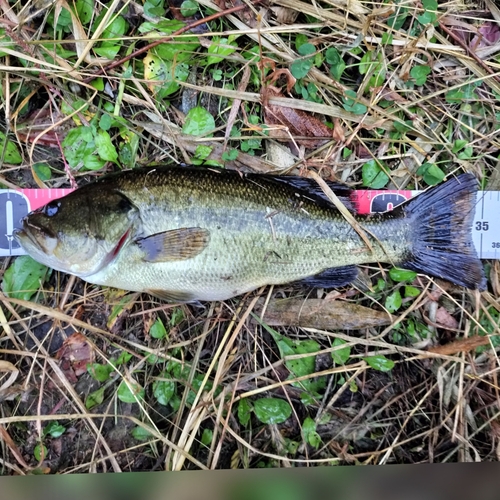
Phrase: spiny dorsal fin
[{"left": 136, "top": 227, "right": 210, "bottom": 262}]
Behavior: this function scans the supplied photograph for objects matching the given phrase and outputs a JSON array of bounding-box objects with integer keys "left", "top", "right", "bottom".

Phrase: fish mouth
[{"left": 14, "top": 218, "right": 58, "bottom": 255}]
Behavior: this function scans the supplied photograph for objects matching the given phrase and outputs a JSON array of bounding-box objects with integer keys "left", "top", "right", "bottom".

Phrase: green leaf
[
  {"left": 207, "top": 37, "right": 238, "bottom": 65},
  {"left": 34, "top": 443, "right": 48, "bottom": 461},
  {"left": 364, "top": 355, "right": 395, "bottom": 372},
  {"left": 87, "top": 363, "right": 113, "bottom": 382},
  {"left": 117, "top": 379, "right": 145, "bottom": 403},
  {"left": 85, "top": 386, "right": 105, "bottom": 409},
  {"left": 298, "top": 43, "right": 315, "bottom": 56},
  {"left": 393, "top": 120, "right": 413, "bottom": 134},
  {"left": 93, "top": 45, "right": 120, "bottom": 59},
  {"left": 331, "top": 338, "right": 351, "bottom": 365},
  {"left": 222, "top": 149, "right": 239, "bottom": 161},
  {"left": 201, "top": 428, "right": 213, "bottom": 446},
  {"left": 62, "top": 126, "right": 94, "bottom": 168},
  {"left": 186, "top": 377, "right": 216, "bottom": 407},
  {"left": 94, "top": 129, "right": 118, "bottom": 163},
  {"left": 342, "top": 147, "right": 352, "bottom": 158},
  {"left": 295, "top": 34, "right": 308, "bottom": 51},
  {"left": 405, "top": 285, "right": 420, "bottom": 298},
  {"left": 382, "top": 33, "right": 393, "bottom": 44},
  {"left": 325, "top": 47, "right": 341, "bottom": 65},
  {"left": 445, "top": 88, "right": 464, "bottom": 103},
  {"left": 144, "top": 0, "right": 166, "bottom": 17},
  {"left": 410, "top": 65, "right": 431, "bottom": 85},
  {"left": 385, "top": 289, "right": 402, "bottom": 313},
  {"left": 0, "top": 131, "right": 22, "bottom": 164},
  {"left": 452, "top": 139, "right": 468, "bottom": 153},
  {"left": 75, "top": 0, "right": 94, "bottom": 25},
  {"left": 418, "top": 11, "right": 437, "bottom": 25},
  {"left": 302, "top": 417, "right": 321, "bottom": 448},
  {"left": 422, "top": 0, "right": 438, "bottom": 10},
  {"left": 83, "top": 155, "right": 106, "bottom": 171},
  {"left": 144, "top": 53, "right": 190, "bottom": 97},
  {"left": 180, "top": 0, "right": 198, "bottom": 17},
  {"left": 362, "top": 159, "right": 389, "bottom": 188},
  {"left": 291, "top": 58, "right": 313, "bottom": 79},
  {"left": 387, "top": 10, "right": 407, "bottom": 30},
  {"left": 150, "top": 318, "right": 167, "bottom": 339},
  {"left": 253, "top": 398, "right": 292, "bottom": 425},
  {"left": 238, "top": 398, "right": 252, "bottom": 427},
  {"left": 3, "top": 256, "right": 48, "bottom": 301},
  {"left": 252, "top": 314, "right": 325, "bottom": 393},
  {"left": 99, "top": 114, "right": 113, "bottom": 131},
  {"left": 194, "top": 144, "right": 213, "bottom": 160},
  {"left": 43, "top": 422, "right": 66, "bottom": 438},
  {"left": 342, "top": 90, "right": 367, "bottom": 115},
  {"left": 326, "top": 47, "right": 346, "bottom": 81},
  {"left": 389, "top": 268, "right": 417, "bottom": 282},
  {"left": 154, "top": 38, "right": 199, "bottom": 63},
  {"left": 131, "top": 426, "right": 154, "bottom": 441},
  {"left": 114, "top": 351, "right": 133, "bottom": 366},
  {"left": 359, "top": 51, "right": 375, "bottom": 75},
  {"left": 182, "top": 107, "right": 215, "bottom": 136},
  {"left": 33, "top": 162, "right": 52, "bottom": 181},
  {"left": 458, "top": 147, "right": 473, "bottom": 160},
  {"left": 416, "top": 162, "right": 445, "bottom": 186},
  {"left": 170, "top": 307, "right": 184, "bottom": 327},
  {"left": 100, "top": 14, "right": 128, "bottom": 39},
  {"left": 153, "top": 376, "right": 175, "bottom": 406}
]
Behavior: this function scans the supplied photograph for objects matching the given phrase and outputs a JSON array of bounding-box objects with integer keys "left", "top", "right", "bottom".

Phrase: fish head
[{"left": 15, "top": 189, "right": 139, "bottom": 277}]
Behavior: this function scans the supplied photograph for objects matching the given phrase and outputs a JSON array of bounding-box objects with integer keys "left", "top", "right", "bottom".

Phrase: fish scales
[
  {"left": 88, "top": 168, "right": 409, "bottom": 300},
  {"left": 15, "top": 167, "right": 485, "bottom": 301}
]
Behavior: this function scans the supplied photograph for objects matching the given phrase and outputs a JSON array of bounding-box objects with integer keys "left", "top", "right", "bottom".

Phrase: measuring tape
[{"left": 0, "top": 188, "right": 498, "bottom": 259}]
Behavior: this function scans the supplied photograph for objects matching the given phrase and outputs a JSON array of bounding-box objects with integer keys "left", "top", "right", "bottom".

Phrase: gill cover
[{"left": 16, "top": 189, "right": 139, "bottom": 277}]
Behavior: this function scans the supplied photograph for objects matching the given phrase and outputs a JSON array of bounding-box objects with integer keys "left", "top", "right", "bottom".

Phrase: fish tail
[{"left": 400, "top": 173, "right": 486, "bottom": 290}]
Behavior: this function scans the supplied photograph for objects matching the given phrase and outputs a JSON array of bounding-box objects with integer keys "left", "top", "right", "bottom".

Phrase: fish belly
[{"left": 85, "top": 207, "right": 407, "bottom": 301}]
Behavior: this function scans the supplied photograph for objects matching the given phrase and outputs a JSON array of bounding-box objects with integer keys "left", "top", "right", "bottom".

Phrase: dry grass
[{"left": 0, "top": 0, "right": 500, "bottom": 474}]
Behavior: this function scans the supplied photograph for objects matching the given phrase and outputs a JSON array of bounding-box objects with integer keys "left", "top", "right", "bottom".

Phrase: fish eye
[{"left": 44, "top": 201, "right": 61, "bottom": 217}]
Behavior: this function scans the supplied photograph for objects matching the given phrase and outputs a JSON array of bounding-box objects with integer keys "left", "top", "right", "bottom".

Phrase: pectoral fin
[{"left": 136, "top": 227, "right": 210, "bottom": 263}]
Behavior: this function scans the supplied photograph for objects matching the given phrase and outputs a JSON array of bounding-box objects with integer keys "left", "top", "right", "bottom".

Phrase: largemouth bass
[{"left": 15, "top": 167, "right": 486, "bottom": 301}]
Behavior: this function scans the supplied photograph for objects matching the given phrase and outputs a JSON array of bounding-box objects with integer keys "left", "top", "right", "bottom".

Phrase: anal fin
[
  {"left": 145, "top": 289, "right": 196, "bottom": 303},
  {"left": 136, "top": 227, "right": 210, "bottom": 263},
  {"left": 295, "top": 265, "right": 358, "bottom": 288}
]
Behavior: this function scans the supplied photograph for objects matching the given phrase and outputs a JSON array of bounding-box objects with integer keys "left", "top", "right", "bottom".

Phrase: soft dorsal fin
[{"left": 136, "top": 227, "right": 210, "bottom": 262}]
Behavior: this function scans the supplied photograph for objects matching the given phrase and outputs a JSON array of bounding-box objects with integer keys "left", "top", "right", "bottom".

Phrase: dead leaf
[
  {"left": 55, "top": 332, "right": 95, "bottom": 382},
  {"left": 270, "top": 6, "right": 299, "bottom": 24},
  {"left": 0, "top": 360, "right": 19, "bottom": 395},
  {"left": 471, "top": 22, "right": 500, "bottom": 50},
  {"left": 427, "top": 335, "right": 490, "bottom": 355},
  {"left": 258, "top": 298, "right": 394, "bottom": 330},
  {"left": 16, "top": 107, "right": 71, "bottom": 147},
  {"left": 262, "top": 86, "right": 332, "bottom": 148},
  {"left": 332, "top": 118, "right": 345, "bottom": 143},
  {"left": 373, "top": 87, "right": 409, "bottom": 103},
  {"left": 435, "top": 307, "right": 459, "bottom": 330},
  {"left": 214, "top": 0, "right": 269, "bottom": 27}
]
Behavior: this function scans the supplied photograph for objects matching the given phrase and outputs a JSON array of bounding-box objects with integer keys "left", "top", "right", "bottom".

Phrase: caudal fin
[{"left": 400, "top": 173, "right": 486, "bottom": 290}]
